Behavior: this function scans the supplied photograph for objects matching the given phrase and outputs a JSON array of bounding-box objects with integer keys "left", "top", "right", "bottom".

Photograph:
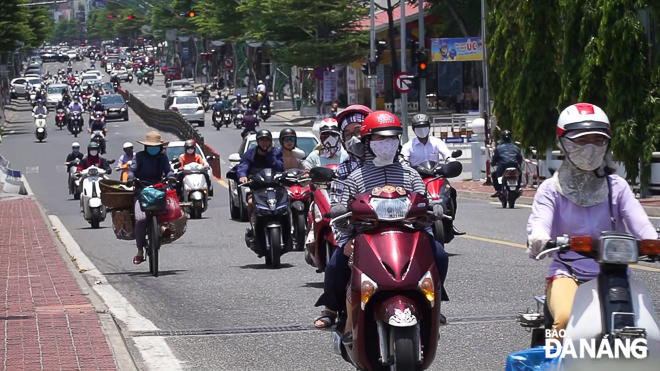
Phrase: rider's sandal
[
  {"left": 133, "top": 255, "right": 145, "bottom": 265},
  {"left": 314, "top": 310, "right": 337, "bottom": 329}
]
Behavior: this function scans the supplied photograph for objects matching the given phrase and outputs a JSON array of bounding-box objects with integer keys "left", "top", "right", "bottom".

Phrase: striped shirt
[{"left": 334, "top": 159, "right": 427, "bottom": 248}]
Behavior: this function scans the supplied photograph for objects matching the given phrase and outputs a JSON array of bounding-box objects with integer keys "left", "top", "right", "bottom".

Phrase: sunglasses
[
  {"left": 343, "top": 128, "right": 361, "bottom": 140},
  {"left": 282, "top": 136, "right": 296, "bottom": 143},
  {"left": 321, "top": 133, "right": 339, "bottom": 140},
  {"left": 567, "top": 136, "right": 609, "bottom": 147}
]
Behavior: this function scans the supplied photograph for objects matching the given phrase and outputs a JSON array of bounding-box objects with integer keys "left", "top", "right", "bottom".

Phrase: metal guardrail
[{"left": 118, "top": 88, "right": 205, "bottom": 147}]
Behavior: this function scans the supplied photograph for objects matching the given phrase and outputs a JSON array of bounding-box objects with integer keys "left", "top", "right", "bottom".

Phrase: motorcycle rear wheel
[
  {"left": 90, "top": 208, "right": 101, "bottom": 229},
  {"left": 294, "top": 212, "right": 306, "bottom": 251}
]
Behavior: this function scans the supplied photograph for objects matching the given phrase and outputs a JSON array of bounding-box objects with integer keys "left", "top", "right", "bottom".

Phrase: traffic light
[
  {"left": 416, "top": 49, "right": 428, "bottom": 78},
  {"left": 375, "top": 40, "right": 387, "bottom": 63},
  {"left": 361, "top": 62, "right": 369, "bottom": 76},
  {"left": 128, "top": 15, "right": 133, "bottom": 20},
  {"left": 109, "top": 14, "right": 114, "bottom": 18},
  {"left": 188, "top": 11, "right": 195, "bottom": 17}
]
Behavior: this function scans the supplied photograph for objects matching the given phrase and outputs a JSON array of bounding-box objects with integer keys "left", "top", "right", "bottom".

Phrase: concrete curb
[
  {"left": 34, "top": 199, "right": 138, "bottom": 371},
  {"left": 456, "top": 189, "right": 660, "bottom": 217}
]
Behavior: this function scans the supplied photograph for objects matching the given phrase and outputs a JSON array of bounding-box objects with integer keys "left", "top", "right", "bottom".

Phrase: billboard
[{"left": 431, "top": 37, "right": 483, "bottom": 62}]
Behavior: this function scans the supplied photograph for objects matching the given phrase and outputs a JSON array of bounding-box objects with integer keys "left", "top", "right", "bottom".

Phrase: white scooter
[
  {"left": 77, "top": 160, "right": 115, "bottom": 229},
  {"left": 33, "top": 113, "right": 47, "bottom": 142},
  {"left": 65, "top": 158, "right": 81, "bottom": 199},
  {"left": 517, "top": 232, "right": 660, "bottom": 370},
  {"left": 179, "top": 162, "right": 209, "bottom": 219}
]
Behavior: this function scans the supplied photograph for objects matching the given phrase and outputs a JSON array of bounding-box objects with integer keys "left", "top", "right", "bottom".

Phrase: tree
[
  {"left": 86, "top": 9, "right": 116, "bottom": 40},
  {"left": 52, "top": 19, "right": 79, "bottom": 44},
  {"left": 239, "top": 0, "right": 368, "bottom": 68},
  {"left": 0, "top": 0, "right": 32, "bottom": 53},
  {"left": 25, "top": 6, "right": 53, "bottom": 49},
  {"left": 191, "top": 0, "right": 245, "bottom": 41}
]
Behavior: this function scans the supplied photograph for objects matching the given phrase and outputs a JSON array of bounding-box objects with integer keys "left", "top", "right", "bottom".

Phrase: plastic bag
[
  {"left": 159, "top": 190, "right": 182, "bottom": 223},
  {"left": 140, "top": 186, "right": 166, "bottom": 211},
  {"left": 506, "top": 346, "right": 562, "bottom": 371},
  {"left": 111, "top": 209, "right": 135, "bottom": 240}
]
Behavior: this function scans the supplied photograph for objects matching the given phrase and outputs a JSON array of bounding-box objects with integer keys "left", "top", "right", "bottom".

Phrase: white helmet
[
  {"left": 258, "top": 80, "right": 263, "bottom": 84},
  {"left": 123, "top": 142, "right": 133, "bottom": 149},
  {"left": 557, "top": 103, "right": 610, "bottom": 139},
  {"left": 72, "top": 142, "right": 80, "bottom": 148}
]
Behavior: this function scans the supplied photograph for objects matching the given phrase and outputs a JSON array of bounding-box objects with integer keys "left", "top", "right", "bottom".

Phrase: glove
[
  {"left": 431, "top": 204, "right": 444, "bottom": 218},
  {"left": 527, "top": 231, "right": 551, "bottom": 259}
]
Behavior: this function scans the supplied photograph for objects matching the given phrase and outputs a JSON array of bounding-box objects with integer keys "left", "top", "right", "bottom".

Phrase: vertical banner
[
  {"left": 347, "top": 66, "right": 357, "bottom": 105},
  {"left": 323, "top": 71, "right": 338, "bottom": 102},
  {"left": 431, "top": 37, "right": 483, "bottom": 62},
  {"left": 376, "top": 64, "right": 385, "bottom": 96}
]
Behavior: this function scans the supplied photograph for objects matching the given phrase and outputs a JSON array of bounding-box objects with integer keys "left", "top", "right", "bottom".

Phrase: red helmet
[
  {"left": 335, "top": 104, "right": 372, "bottom": 134},
  {"left": 557, "top": 103, "right": 611, "bottom": 139},
  {"left": 360, "top": 111, "right": 403, "bottom": 137}
]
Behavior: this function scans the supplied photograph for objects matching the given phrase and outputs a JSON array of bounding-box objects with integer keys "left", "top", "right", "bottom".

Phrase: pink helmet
[
  {"left": 557, "top": 103, "right": 611, "bottom": 139},
  {"left": 335, "top": 104, "right": 372, "bottom": 136}
]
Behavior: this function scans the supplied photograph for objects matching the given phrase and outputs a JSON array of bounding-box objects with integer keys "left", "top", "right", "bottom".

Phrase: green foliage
[
  {"left": 52, "top": 19, "right": 79, "bottom": 44},
  {"left": 86, "top": 6, "right": 147, "bottom": 41},
  {"left": 0, "top": 0, "right": 33, "bottom": 52},
  {"left": 427, "top": 0, "right": 481, "bottom": 37},
  {"left": 238, "top": 0, "right": 369, "bottom": 67},
  {"left": 191, "top": 0, "right": 245, "bottom": 41},
  {"left": 25, "top": 6, "right": 53, "bottom": 49}
]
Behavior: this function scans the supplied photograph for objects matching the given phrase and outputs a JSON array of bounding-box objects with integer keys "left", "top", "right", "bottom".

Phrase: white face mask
[
  {"left": 561, "top": 138, "right": 607, "bottom": 171},
  {"left": 344, "top": 136, "right": 364, "bottom": 157},
  {"left": 89, "top": 150, "right": 98, "bottom": 157},
  {"left": 370, "top": 138, "right": 399, "bottom": 167},
  {"left": 322, "top": 136, "right": 339, "bottom": 157},
  {"left": 414, "top": 126, "right": 430, "bottom": 139},
  {"left": 186, "top": 148, "right": 195, "bottom": 154}
]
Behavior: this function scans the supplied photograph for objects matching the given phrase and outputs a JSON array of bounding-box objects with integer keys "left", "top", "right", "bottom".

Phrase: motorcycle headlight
[
  {"left": 598, "top": 236, "right": 638, "bottom": 264},
  {"left": 368, "top": 197, "right": 411, "bottom": 221},
  {"left": 88, "top": 168, "right": 98, "bottom": 176}
]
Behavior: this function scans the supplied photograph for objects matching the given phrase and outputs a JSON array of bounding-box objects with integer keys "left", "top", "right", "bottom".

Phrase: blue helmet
[
  {"left": 236, "top": 93, "right": 241, "bottom": 99},
  {"left": 246, "top": 108, "right": 254, "bottom": 115}
]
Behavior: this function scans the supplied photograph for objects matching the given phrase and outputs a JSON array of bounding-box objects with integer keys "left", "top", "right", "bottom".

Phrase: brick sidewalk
[{"left": 1, "top": 198, "right": 118, "bottom": 370}]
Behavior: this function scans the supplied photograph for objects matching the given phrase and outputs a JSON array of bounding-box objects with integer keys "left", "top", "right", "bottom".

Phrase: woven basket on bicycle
[{"left": 100, "top": 179, "right": 134, "bottom": 210}]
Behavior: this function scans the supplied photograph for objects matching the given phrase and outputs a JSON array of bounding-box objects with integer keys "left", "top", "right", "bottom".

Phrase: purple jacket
[{"left": 527, "top": 175, "right": 657, "bottom": 281}]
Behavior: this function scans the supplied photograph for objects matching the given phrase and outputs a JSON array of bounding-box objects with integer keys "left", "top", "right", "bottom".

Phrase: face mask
[
  {"left": 415, "top": 126, "right": 430, "bottom": 139},
  {"left": 344, "top": 136, "right": 364, "bottom": 157},
  {"left": 561, "top": 138, "right": 607, "bottom": 171},
  {"left": 73, "top": 149, "right": 79, "bottom": 154},
  {"left": 146, "top": 147, "right": 161, "bottom": 156},
  {"left": 322, "top": 136, "right": 340, "bottom": 157},
  {"left": 370, "top": 138, "right": 399, "bottom": 167},
  {"left": 186, "top": 148, "right": 195, "bottom": 154},
  {"left": 89, "top": 150, "right": 98, "bottom": 157}
]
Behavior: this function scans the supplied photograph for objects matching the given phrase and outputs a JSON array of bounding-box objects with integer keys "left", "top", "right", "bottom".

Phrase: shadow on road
[
  {"left": 301, "top": 281, "right": 324, "bottom": 289},
  {"left": 236, "top": 263, "right": 295, "bottom": 270},
  {"left": 103, "top": 269, "right": 188, "bottom": 277}
]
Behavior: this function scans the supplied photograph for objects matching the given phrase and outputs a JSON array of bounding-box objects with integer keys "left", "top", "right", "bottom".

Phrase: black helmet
[
  {"left": 411, "top": 113, "right": 430, "bottom": 127},
  {"left": 279, "top": 128, "right": 297, "bottom": 146},
  {"left": 184, "top": 139, "right": 196, "bottom": 149},
  {"left": 502, "top": 130, "right": 512, "bottom": 142},
  {"left": 256, "top": 129, "right": 272, "bottom": 140}
]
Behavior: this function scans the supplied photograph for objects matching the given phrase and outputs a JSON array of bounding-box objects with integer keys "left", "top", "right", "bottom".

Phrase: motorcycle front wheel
[
  {"left": 266, "top": 228, "right": 281, "bottom": 269},
  {"left": 294, "top": 212, "right": 306, "bottom": 251},
  {"left": 391, "top": 327, "right": 419, "bottom": 371}
]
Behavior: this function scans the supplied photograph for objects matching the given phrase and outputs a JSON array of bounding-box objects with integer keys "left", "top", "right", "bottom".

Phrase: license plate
[{"left": 506, "top": 179, "right": 518, "bottom": 186}]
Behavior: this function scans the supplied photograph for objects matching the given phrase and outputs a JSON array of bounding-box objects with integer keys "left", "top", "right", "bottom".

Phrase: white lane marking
[
  {"left": 55, "top": 165, "right": 68, "bottom": 173},
  {"left": 25, "top": 166, "right": 39, "bottom": 174},
  {"left": 48, "top": 216, "right": 184, "bottom": 371},
  {"left": 489, "top": 201, "right": 532, "bottom": 209}
]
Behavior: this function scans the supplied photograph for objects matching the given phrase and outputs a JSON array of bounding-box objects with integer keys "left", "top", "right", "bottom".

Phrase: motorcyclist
[
  {"left": 76, "top": 142, "right": 112, "bottom": 173},
  {"left": 65, "top": 142, "right": 84, "bottom": 172},
  {"left": 256, "top": 80, "right": 266, "bottom": 95},
  {"left": 236, "top": 129, "right": 284, "bottom": 246},
  {"left": 92, "top": 98, "right": 105, "bottom": 113},
  {"left": 56, "top": 100, "right": 66, "bottom": 111},
  {"left": 526, "top": 103, "right": 657, "bottom": 341},
  {"left": 34, "top": 88, "right": 44, "bottom": 101},
  {"left": 241, "top": 108, "right": 259, "bottom": 138},
  {"left": 232, "top": 93, "right": 245, "bottom": 112},
  {"left": 176, "top": 139, "right": 213, "bottom": 197},
  {"left": 32, "top": 99, "right": 48, "bottom": 115},
  {"left": 211, "top": 95, "right": 223, "bottom": 114},
  {"left": 279, "top": 128, "right": 304, "bottom": 171},
  {"left": 303, "top": 119, "right": 348, "bottom": 169},
  {"left": 117, "top": 142, "right": 134, "bottom": 169},
  {"left": 249, "top": 93, "right": 260, "bottom": 111},
  {"left": 68, "top": 99, "right": 84, "bottom": 113},
  {"left": 127, "top": 131, "right": 174, "bottom": 265},
  {"left": 314, "top": 111, "right": 449, "bottom": 333},
  {"left": 490, "top": 129, "right": 523, "bottom": 198},
  {"left": 110, "top": 73, "right": 121, "bottom": 89},
  {"left": 221, "top": 94, "right": 232, "bottom": 112},
  {"left": 401, "top": 113, "right": 454, "bottom": 167}
]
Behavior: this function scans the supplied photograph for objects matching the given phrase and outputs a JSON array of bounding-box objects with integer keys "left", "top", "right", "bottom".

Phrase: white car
[
  {"left": 87, "top": 70, "right": 103, "bottom": 79},
  {"left": 227, "top": 130, "right": 320, "bottom": 221},
  {"left": 111, "top": 67, "right": 130, "bottom": 82},
  {"left": 81, "top": 73, "right": 102, "bottom": 86},
  {"left": 45, "top": 84, "right": 69, "bottom": 108},
  {"left": 169, "top": 95, "right": 205, "bottom": 126},
  {"left": 67, "top": 50, "right": 78, "bottom": 61}
]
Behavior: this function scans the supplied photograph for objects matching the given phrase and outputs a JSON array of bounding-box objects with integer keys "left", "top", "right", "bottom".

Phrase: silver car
[{"left": 169, "top": 95, "right": 205, "bottom": 126}]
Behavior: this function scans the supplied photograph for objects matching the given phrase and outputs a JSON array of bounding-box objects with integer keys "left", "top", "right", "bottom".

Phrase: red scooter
[
  {"left": 413, "top": 150, "right": 462, "bottom": 245},
  {"left": 310, "top": 161, "right": 462, "bottom": 371},
  {"left": 304, "top": 164, "right": 339, "bottom": 272},
  {"left": 282, "top": 168, "right": 311, "bottom": 251}
]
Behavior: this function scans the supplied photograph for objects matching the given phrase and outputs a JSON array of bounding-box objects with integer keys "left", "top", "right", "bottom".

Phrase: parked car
[{"left": 100, "top": 94, "right": 129, "bottom": 121}]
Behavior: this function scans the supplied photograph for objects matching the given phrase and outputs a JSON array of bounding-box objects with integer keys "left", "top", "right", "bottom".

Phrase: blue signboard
[{"left": 444, "top": 137, "right": 465, "bottom": 144}]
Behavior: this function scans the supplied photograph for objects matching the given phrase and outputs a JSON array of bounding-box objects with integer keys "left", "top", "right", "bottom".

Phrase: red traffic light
[
  {"left": 189, "top": 11, "right": 195, "bottom": 17},
  {"left": 109, "top": 14, "right": 114, "bottom": 18},
  {"left": 419, "top": 62, "right": 427, "bottom": 71},
  {"left": 128, "top": 15, "right": 133, "bottom": 19}
]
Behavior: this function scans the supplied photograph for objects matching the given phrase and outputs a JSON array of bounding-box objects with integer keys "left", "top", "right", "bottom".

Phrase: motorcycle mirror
[
  {"left": 291, "top": 148, "right": 306, "bottom": 160},
  {"left": 451, "top": 149, "right": 463, "bottom": 159},
  {"left": 161, "top": 94, "right": 167, "bottom": 98},
  {"left": 309, "top": 167, "right": 335, "bottom": 183},
  {"left": 108, "top": 159, "right": 116, "bottom": 164},
  {"left": 173, "top": 162, "right": 182, "bottom": 169},
  {"left": 436, "top": 161, "right": 463, "bottom": 179},
  {"left": 125, "top": 100, "right": 130, "bottom": 104},
  {"left": 206, "top": 155, "right": 216, "bottom": 161}
]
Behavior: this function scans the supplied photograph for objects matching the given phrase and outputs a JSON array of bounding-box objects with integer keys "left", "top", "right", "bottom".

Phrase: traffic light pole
[
  {"left": 418, "top": 0, "right": 426, "bottom": 114},
  {"left": 369, "top": 0, "right": 377, "bottom": 111},
  {"left": 400, "top": 1, "right": 408, "bottom": 143}
]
